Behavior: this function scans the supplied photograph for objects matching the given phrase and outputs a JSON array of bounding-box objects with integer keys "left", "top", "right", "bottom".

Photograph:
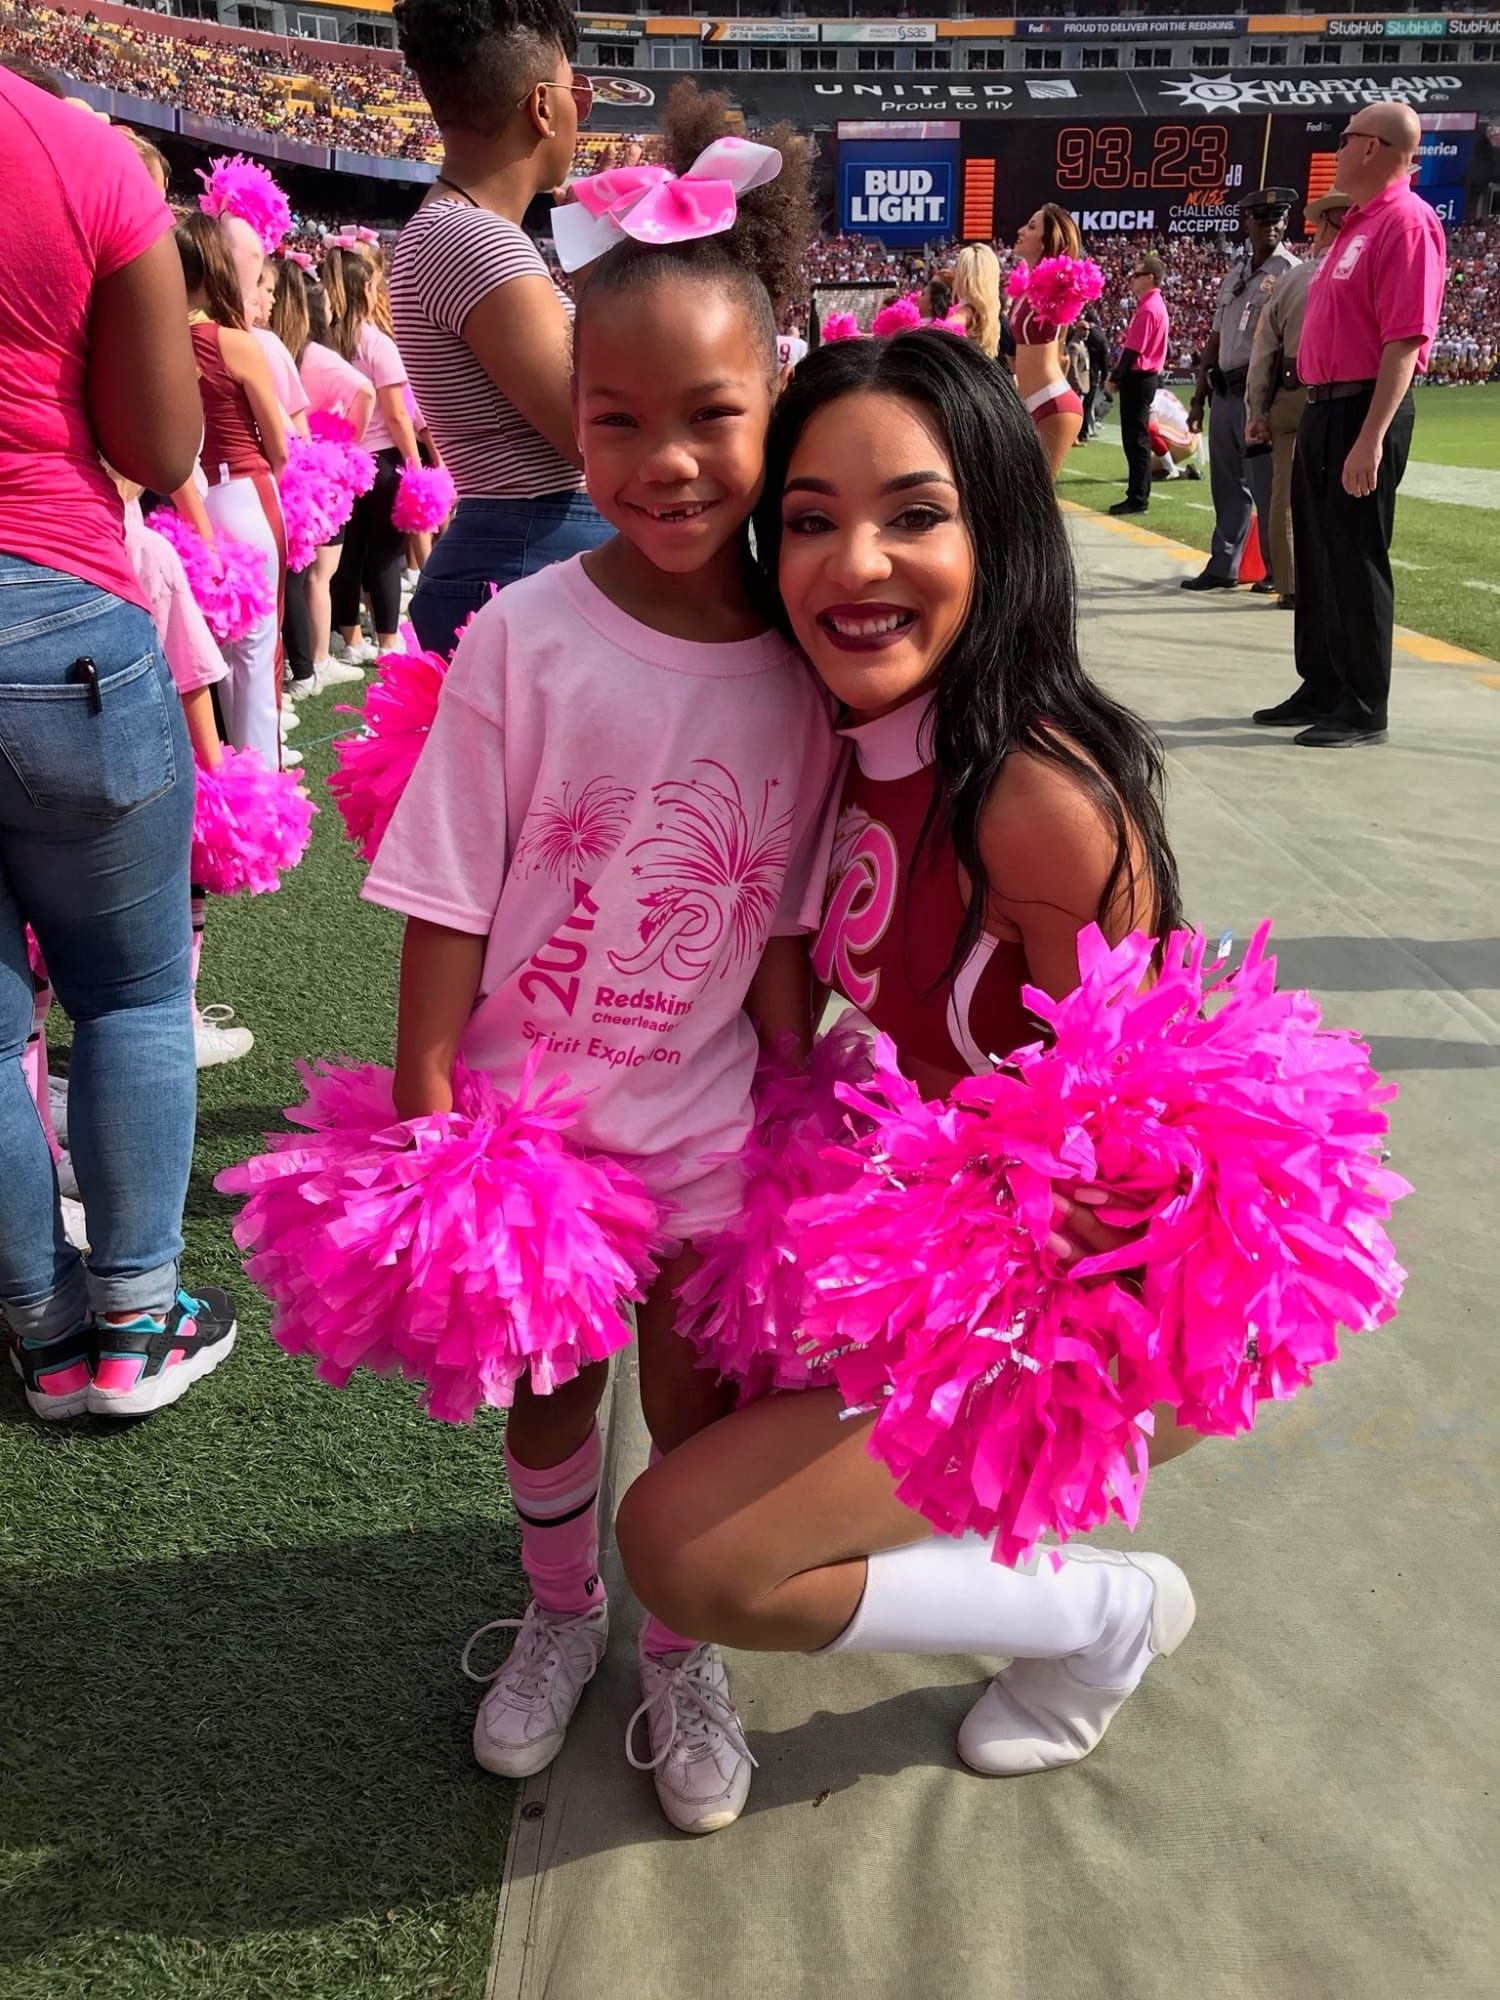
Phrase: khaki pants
[{"left": 1268, "top": 384, "right": 1308, "bottom": 599}]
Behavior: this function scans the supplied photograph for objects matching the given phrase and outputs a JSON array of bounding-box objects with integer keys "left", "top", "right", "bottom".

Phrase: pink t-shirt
[
  {"left": 122, "top": 500, "right": 226, "bottom": 694},
  {"left": 299, "top": 341, "right": 372, "bottom": 436},
  {"left": 364, "top": 555, "right": 841, "bottom": 1235},
  {"left": 350, "top": 322, "right": 407, "bottom": 452},
  {"left": 1122, "top": 287, "right": 1170, "bottom": 374},
  {"left": 0, "top": 73, "right": 174, "bottom": 609},
  {"left": 252, "top": 327, "right": 310, "bottom": 425},
  {"left": 1298, "top": 180, "right": 1448, "bottom": 385}
]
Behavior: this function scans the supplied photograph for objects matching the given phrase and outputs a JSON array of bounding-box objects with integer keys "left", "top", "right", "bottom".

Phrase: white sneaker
[
  {"left": 289, "top": 669, "right": 322, "bottom": 701},
  {"left": 957, "top": 1549, "right": 1195, "bottom": 1778},
  {"left": 48, "top": 1076, "right": 69, "bottom": 1148},
  {"left": 332, "top": 636, "right": 377, "bottom": 666},
  {"left": 280, "top": 703, "right": 300, "bottom": 733},
  {"left": 316, "top": 655, "right": 367, "bottom": 687},
  {"left": 194, "top": 1005, "right": 255, "bottom": 1069},
  {"left": 60, "top": 1196, "right": 90, "bottom": 1253},
  {"left": 628, "top": 1642, "right": 756, "bottom": 1834},
  {"left": 281, "top": 747, "right": 304, "bottom": 769},
  {"left": 463, "top": 1599, "right": 609, "bottom": 1779}
]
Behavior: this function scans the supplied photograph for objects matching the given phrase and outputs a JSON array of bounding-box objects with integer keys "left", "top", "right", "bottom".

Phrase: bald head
[{"left": 1335, "top": 100, "right": 1422, "bottom": 202}]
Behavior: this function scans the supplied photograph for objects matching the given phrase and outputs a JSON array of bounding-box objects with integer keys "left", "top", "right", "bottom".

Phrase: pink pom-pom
[
  {"left": 391, "top": 462, "right": 457, "bottom": 534},
  {"left": 921, "top": 313, "right": 969, "bottom": 338},
  {"left": 279, "top": 436, "right": 359, "bottom": 572},
  {"left": 1022, "top": 254, "right": 1107, "bottom": 327},
  {"left": 197, "top": 154, "right": 292, "bottom": 255},
  {"left": 676, "top": 1019, "right": 873, "bottom": 1400},
  {"left": 1006, "top": 262, "right": 1030, "bottom": 303},
  {"left": 145, "top": 508, "right": 274, "bottom": 644},
  {"left": 795, "top": 923, "right": 1409, "bottom": 1566},
  {"left": 327, "top": 641, "right": 448, "bottom": 861},
  {"left": 872, "top": 294, "right": 923, "bottom": 339},
  {"left": 821, "top": 311, "right": 862, "bottom": 344},
  {"left": 214, "top": 1054, "right": 661, "bottom": 1422},
  {"left": 191, "top": 747, "right": 315, "bottom": 897}
]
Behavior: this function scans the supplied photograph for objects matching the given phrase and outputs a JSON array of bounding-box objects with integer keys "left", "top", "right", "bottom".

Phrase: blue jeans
[
  {"left": 0, "top": 555, "right": 196, "bottom": 1341},
  {"left": 409, "top": 492, "right": 610, "bottom": 657}
]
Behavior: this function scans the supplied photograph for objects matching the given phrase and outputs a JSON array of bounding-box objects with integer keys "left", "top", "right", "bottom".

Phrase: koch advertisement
[{"left": 839, "top": 135, "right": 959, "bottom": 242}]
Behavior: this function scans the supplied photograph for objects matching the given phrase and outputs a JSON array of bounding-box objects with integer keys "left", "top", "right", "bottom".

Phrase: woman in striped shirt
[{"left": 391, "top": 0, "right": 608, "bottom": 657}]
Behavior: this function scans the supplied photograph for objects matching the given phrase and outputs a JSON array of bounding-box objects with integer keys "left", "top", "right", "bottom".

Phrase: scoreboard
[{"left": 959, "top": 113, "right": 1476, "bottom": 243}]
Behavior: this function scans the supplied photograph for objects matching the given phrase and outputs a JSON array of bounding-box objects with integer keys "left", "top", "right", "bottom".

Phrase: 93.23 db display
[{"left": 1053, "top": 123, "right": 1238, "bottom": 193}]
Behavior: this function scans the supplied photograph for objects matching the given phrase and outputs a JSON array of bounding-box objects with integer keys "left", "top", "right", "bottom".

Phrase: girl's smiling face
[
  {"left": 777, "top": 389, "right": 974, "bottom": 718},
  {"left": 575, "top": 277, "right": 773, "bottom": 577}
]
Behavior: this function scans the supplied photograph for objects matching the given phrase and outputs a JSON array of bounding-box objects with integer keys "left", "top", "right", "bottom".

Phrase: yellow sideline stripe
[{"left": 1058, "top": 499, "right": 1499, "bottom": 675}]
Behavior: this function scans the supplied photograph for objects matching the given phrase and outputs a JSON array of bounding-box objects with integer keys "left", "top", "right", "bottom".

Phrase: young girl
[
  {"left": 358, "top": 90, "right": 830, "bottom": 1834},
  {"left": 173, "top": 212, "right": 288, "bottom": 770},
  {"left": 271, "top": 262, "right": 376, "bottom": 692},
  {"left": 615, "top": 330, "right": 1203, "bottom": 1797},
  {"left": 322, "top": 243, "right": 421, "bottom": 659},
  {"left": 1011, "top": 204, "right": 1089, "bottom": 477}
]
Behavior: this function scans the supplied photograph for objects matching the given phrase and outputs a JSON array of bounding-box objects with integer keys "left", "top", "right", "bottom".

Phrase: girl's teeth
[{"left": 830, "top": 613, "right": 908, "bottom": 636}]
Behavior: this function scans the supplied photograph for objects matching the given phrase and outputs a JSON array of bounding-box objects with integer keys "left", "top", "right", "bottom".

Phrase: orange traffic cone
[{"left": 1238, "top": 519, "right": 1266, "bottom": 584}]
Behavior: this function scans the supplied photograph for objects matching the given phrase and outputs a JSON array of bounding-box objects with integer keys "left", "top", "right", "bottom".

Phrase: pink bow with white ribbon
[
  {"left": 551, "top": 137, "right": 782, "bottom": 274},
  {"left": 282, "top": 250, "right": 315, "bottom": 271}
]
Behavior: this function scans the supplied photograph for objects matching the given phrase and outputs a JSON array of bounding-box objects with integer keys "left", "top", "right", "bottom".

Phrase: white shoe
[
  {"left": 288, "top": 670, "right": 321, "bottom": 701},
  {"left": 280, "top": 703, "right": 300, "bottom": 733},
  {"left": 316, "top": 655, "right": 367, "bottom": 687},
  {"left": 332, "top": 636, "right": 377, "bottom": 666},
  {"left": 628, "top": 1642, "right": 756, "bottom": 1835},
  {"left": 194, "top": 1005, "right": 255, "bottom": 1069},
  {"left": 55, "top": 1150, "right": 80, "bottom": 1200},
  {"left": 463, "top": 1599, "right": 609, "bottom": 1779},
  {"left": 60, "top": 1196, "right": 90, "bottom": 1253},
  {"left": 48, "top": 1076, "right": 69, "bottom": 1148},
  {"left": 281, "top": 747, "right": 304, "bottom": 769},
  {"left": 957, "top": 1549, "right": 1195, "bottom": 1778}
]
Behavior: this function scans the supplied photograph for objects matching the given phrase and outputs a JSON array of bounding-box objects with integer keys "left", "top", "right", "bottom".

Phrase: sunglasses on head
[{"left": 517, "top": 74, "right": 594, "bottom": 124}]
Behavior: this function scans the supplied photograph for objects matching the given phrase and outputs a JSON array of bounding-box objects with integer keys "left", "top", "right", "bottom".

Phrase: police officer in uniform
[{"left": 1181, "top": 187, "right": 1301, "bottom": 593}]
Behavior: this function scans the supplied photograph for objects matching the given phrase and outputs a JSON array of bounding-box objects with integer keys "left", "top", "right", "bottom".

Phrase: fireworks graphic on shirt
[
  {"left": 608, "top": 760, "right": 795, "bottom": 984},
  {"left": 513, "top": 777, "right": 636, "bottom": 882}
]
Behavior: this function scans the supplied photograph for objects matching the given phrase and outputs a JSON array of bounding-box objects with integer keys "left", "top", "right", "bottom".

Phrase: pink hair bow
[
  {"left": 324, "top": 233, "right": 358, "bottom": 251},
  {"left": 551, "top": 137, "right": 782, "bottom": 274},
  {"left": 353, "top": 226, "right": 381, "bottom": 245},
  {"left": 282, "top": 250, "right": 314, "bottom": 271}
]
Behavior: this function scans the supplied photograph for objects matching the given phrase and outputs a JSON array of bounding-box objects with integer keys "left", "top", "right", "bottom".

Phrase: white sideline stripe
[
  {"left": 1390, "top": 557, "right": 1427, "bottom": 571},
  {"left": 1463, "top": 579, "right": 1500, "bottom": 595}
]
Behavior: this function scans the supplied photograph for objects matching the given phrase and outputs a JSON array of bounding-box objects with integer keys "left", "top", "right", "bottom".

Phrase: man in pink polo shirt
[
  {"left": 1107, "top": 253, "right": 1170, "bottom": 516},
  {"left": 1252, "top": 101, "right": 1446, "bottom": 747}
]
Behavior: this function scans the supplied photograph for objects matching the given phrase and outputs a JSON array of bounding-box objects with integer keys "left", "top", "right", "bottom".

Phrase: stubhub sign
[{"left": 840, "top": 139, "right": 957, "bottom": 242}]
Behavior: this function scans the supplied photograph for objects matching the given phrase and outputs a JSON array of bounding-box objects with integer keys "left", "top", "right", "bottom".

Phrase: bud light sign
[{"left": 839, "top": 138, "right": 957, "bottom": 243}]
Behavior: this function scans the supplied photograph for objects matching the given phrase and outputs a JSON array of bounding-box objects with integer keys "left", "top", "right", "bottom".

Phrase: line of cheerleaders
[{"left": 205, "top": 106, "right": 1406, "bottom": 1839}]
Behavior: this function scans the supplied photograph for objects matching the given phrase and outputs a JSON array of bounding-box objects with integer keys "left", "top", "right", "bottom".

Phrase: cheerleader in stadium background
[
  {"left": 949, "top": 242, "right": 1001, "bottom": 360},
  {"left": 616, "top": 329, "right": 1200, "bottom": 1797},
  {"left": 322, "top": 241, "right": 420, "bottom": 660},
  {"left": 1010, "top": 205, "right": 1089, "bottom": 479},
  {"left": 390, "top": 0, "right": 610, "bottom": 656},
  {"left": 271, "top": 258, "right": 376, "bottom": 697},
  {"left": 173, "top": 211, "right": 288, "bottom": 770}
]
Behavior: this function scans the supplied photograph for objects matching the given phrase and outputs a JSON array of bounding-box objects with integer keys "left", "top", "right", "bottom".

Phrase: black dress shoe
[
  {"left": 1277, "top": 593, "right": 1296, "bottom": 610},
  {"left": 1109, "top": 500, "right": 1148, "bottom": 516},
  {"left": 1252, "top": 691, "right": 1330, "bottom": 727},
  {"left": 1180, "top": 571, "right": 1239, "bottom": 592},
  {"left": 1251, "top": 578, "right": 1277, "bottom": 596},
  {"left": 1294, "top": 720, "right": 1389, "bottom": 748}
]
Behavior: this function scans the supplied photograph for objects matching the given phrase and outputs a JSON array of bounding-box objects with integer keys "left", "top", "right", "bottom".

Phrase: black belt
[
  {"left": 1221, "top": 366, "right": 1250, "bottom": 390},
  {"left": 1306, "top": 379, "right": 1377, "bottom": 403}
]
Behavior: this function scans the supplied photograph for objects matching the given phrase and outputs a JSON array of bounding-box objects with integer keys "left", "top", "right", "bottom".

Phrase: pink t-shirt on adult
[
  {"left": 299, "top": 340, "right": 372, "bottom": 437},
  {"left": 1298, "top": 180, "right": 1448, "bottom": 385},
  {"left": 0, "top": 73, "right": 174, "bottom": 609},
  {"left": 122, "top": 499, "right": 227, "bottom": 695},
  {"left": 1122, "top": 287, "right": 1170, "bottom": 374},
  {"left": 252, "top": 326, "right": 310, "bottom": 425},
  {"left": 364, "top": 556, "right": 841, "bottom": 1237},
  {"left": 350, "top": 322, "right": 407, "bottom": 452}
]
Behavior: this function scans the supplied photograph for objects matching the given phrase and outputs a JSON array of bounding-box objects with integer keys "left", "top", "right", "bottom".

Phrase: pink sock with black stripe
[{"left": 506, "top": 1423, "right": 605, "bottom": 1617}]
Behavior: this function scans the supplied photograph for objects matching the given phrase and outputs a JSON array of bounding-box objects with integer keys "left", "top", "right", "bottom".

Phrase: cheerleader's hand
[{"left": 1046, "top": 1184, "right": 1154, "bottom": 1273}]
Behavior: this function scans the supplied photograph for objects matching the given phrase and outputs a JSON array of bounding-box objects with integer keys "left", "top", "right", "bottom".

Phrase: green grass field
[
  {"left": 1061, "top": 382, "right": 1500, "bottom": 661},
  {"left": 0, "top": 712, "right": 520, "bottom": 2000}
]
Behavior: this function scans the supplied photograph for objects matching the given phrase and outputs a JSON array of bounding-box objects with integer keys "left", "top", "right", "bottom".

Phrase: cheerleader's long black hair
[{"left": 754, "top": 330, "right": 1182, "bottom": 981}]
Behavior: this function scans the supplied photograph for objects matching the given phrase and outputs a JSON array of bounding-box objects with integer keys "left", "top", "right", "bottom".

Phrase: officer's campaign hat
[{"left": 1236, "top": 186, "right": 1300, "bottom": 221}]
